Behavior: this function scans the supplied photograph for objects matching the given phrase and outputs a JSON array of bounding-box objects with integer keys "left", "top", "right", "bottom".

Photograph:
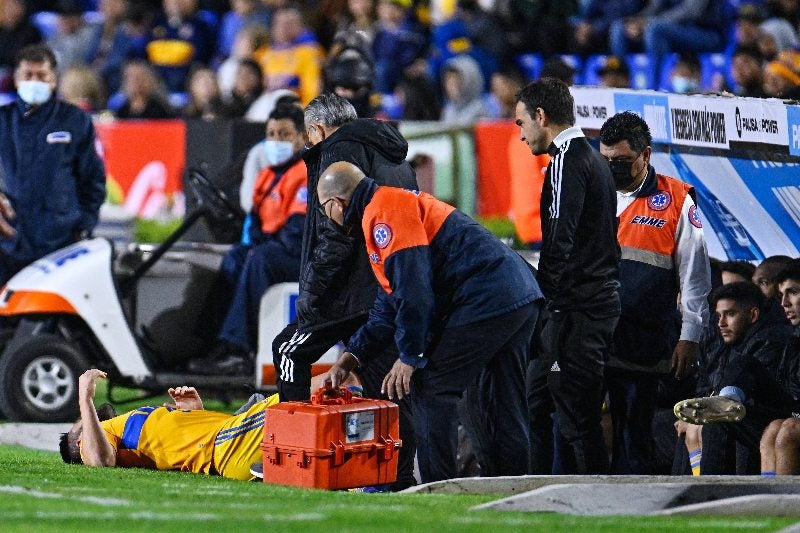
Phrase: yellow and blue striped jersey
[{"left": 82, "top": 394, "right": 279, "bottom": 480}]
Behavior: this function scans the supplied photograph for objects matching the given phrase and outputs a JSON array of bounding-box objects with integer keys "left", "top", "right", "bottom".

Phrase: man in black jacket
[
  {"left": 272, "top": 93, "right": 418, "bottom": 489},
  {"left": 675, "top": 281, "right": 795, "bottom": 474},
  {"left": 515, "top": 78, "right": 620, "bottom": 474}
]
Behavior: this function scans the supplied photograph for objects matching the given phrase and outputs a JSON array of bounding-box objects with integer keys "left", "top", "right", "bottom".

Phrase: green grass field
[{"left": 0, "top": 445, "right": 796, "bottom": 533}]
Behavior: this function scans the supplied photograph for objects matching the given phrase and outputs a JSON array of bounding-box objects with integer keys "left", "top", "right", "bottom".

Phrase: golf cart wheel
[{"left": 0, "top": 334, "right": 88, "bottom": 422}]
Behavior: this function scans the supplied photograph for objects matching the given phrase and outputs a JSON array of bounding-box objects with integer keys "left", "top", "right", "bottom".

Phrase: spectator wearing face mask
[{"left": 189, "top": 103, "right": 308, "bottom": 375}]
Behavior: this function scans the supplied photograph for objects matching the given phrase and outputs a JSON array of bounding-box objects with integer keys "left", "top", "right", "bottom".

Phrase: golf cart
[{"left": 0, "top": 170, "right": 340, "bottom": 422}]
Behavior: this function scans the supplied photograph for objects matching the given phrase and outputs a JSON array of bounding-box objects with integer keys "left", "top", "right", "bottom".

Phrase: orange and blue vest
[
  {"left": 346, "top": 178, "right": 543, "bottom": 368},
  {"left": 614, "top": 170, "right": 694, "bottom": 366},
  {"left": 252, "top": 158, "right": 308, "bottom": 235}
]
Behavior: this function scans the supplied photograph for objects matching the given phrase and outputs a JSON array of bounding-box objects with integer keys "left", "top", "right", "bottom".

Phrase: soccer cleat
[
  {"left": 673, "top": 396, "right": 746, "bottom": 425},
  {"left": 250, "top": 461, "right": 263, "bottom": 480}
]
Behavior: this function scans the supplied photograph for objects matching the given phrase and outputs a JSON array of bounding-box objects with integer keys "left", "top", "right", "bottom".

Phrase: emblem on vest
[
  {"left": 373, "top": 223, "right": 393, "bottom": 249},
  {"left": 630, "top": 215, "right": 666, "bottom": 228},
  {"left": 369, "top": 252, "right": 380, "bottom": 263},
  {"left": 647, "top": 190, "right": 672, "bottom": 211},
  {"left": 689, "top": 204, "right": 703, "bottom": 228}
]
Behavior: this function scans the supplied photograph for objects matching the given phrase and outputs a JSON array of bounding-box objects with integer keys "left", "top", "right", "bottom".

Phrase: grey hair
[{"left": 304, "top": 93, "right": 358, "bottom": 129}]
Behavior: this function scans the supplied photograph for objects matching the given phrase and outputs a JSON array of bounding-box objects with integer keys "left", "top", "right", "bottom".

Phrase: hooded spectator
[{"left": 440, "top": 55, "right": 491, "bottom": 125}]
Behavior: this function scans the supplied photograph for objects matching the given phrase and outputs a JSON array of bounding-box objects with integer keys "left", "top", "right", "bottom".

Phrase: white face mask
[
  {"left": 17, "top": 80, "right": 52, "bottom": 105},
  {"left": 263, "top": 140, "right": 295, "bottom": 167}
]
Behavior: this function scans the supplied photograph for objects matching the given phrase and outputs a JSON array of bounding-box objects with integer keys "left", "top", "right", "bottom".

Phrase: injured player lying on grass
[{"left": 59, "top": 369, "right": 361, "bottom": 480}]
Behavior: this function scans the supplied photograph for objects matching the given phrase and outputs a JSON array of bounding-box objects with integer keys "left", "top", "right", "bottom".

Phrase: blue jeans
[{"left": 218, "top": 241, "right": 300, "bottom": 352}]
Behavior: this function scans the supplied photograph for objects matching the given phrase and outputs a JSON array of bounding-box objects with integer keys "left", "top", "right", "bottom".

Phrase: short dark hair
[
  {"left": 720, "top": 260, "right": 757, "bottom": 280},
  {"left": 711, "top": 281, "right": 765, "bottom": 310},
  {"left": 15, "top": 44, "right": 58, "bottom": 71},
  {"left": 774, "top": 259, "right": 800, "bottom": 287},
  {"left": 516, "top": 77, "right": 574, "bottom": 126},
  {"left": 268, "top": 102, "right": 305, "bottom": 132},
  {"left": 59, "top": 403, "right": 116, "bottom": 465},
  {"left": 599, "top": 111, "right": 652, "bottom": 153}
]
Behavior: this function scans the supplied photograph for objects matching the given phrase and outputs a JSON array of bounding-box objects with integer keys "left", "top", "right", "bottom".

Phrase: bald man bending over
[{"left": 319, "top": 161, "right": 544, "bottom": 482}]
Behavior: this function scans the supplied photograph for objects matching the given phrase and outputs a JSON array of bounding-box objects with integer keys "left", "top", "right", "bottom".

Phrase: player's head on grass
[{"left": 59, "top": 403, "right": 116, "bottom": 464}]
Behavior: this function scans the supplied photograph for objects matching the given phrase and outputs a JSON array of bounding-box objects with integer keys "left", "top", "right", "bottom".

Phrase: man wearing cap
[
  {"left": 0, "top": 44, "right": 106, "bottom": 284},
  {"left": 597, "top": 56, "right": 631, "bottom": 88}
]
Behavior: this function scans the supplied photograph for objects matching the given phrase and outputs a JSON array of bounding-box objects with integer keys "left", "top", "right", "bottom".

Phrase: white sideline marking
[
  {"left": 3, "top": 511, "right": 326, "bottom": 522},
  {"left": 0, "top": 485, "right": 129, "bottom": 506}
]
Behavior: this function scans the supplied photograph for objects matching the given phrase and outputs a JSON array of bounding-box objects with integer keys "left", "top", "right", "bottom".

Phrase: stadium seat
[
  {"left": 582, "top": 54, "right": 609, "bottom": 87},
  {"left": 700, "top": 52, "right": 733, "bottom": 91},
  {"left": 626, "top": 53, "right": 656, "bottom": 90},
  {"left": 380, "top": 93, "right": 403, "bottom": 120},
  {"left": 0, "top": 93, "right": 16, "bottom": 106},
  {"left": 657, "top": 53, "right": 681, "bottom": 91},
  {"left": 106, "top": 91, "right": 125, "bottom": 112},
  {"left": 31, "top": 11, "right": 59, "bottom": 40},
  {"left": 168, "top": 92, "right": 189, "bottom": 109},
  {"left": 515, "top": 53, "right": 543, "bottom": 82},
  {"left": 557, "top": 54, "right": 584, "bottom": 85}
]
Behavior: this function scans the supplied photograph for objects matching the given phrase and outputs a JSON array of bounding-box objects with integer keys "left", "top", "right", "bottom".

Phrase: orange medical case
[{"left": 260, "top": 387, "right": 401, "bottom": 490}]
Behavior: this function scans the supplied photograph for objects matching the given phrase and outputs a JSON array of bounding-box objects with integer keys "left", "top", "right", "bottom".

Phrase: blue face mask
[
  {"left": 671, "top": 76, "right": 699, "bottom": 94},
  {"left": 17, "top": 80, "right": 52, "bottom": 105},
  {"left": 263, "top": 140, "right": 295, "bottom": 167}
]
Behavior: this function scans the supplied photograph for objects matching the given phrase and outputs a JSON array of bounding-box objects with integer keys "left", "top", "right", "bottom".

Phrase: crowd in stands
[{"left": 2, "top": 0, "right": 799, "bottom": 123}]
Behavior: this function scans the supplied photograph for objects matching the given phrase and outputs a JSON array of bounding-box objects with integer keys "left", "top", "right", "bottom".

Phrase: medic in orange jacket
[
  {"left": 344, "top": 178, "right": 543, "bottom": 368},
  {"left": 248, "top": 155, "right": 307, "bottom": 249},
  {"left": 612, "top": 167, "right": 711, "bottom": 371}
]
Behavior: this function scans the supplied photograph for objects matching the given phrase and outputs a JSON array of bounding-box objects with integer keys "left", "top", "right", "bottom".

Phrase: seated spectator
[
  {"left": 323, "top": 40, "right": 379, "bottom": 118},
  {"left": 732, "top": 2, "right": 766, "bottom": 51},
  {"left": 85, "top": 0, "right": 136, "bottom": 95},
  {"left": 571, "top": 0, "right": 644, "bottom": 56},
  {"left": 253, "top": 6, "right": 324, "bottom": 105},
  {"left": 48, "top": 0, "right": 96, "bottom": 73},
  {"left": 393, "top": 72, "right": 440, "bottom": 120},
  {"left": 59, "top": 65, "right": 106, "bottom": 112},
  {"left": 753, "top": 255, "right": 795, "bottom": 299},
  {"left": 116, "top": 59, "right": 175, "bottom": 119},
  {"left": 668, "top": 53, "right": 702, "bottom": 94},
  {"left": 429, "top": 15, "right": 496, "bottom": 96},
  {"left": 217, "top": 0, "right": 270, "bottom": 59},
  {"left": 540, "top": 58, "right": 575, "bottom": 86},
  {"left": 224, "top": 57, "right": 263, "bottom": 118},
  {"left": 453, "top": 0, "right": 506, "bottom": 68},
  {"left": 217, "top": 23, "right": 269, "bottom": 102},
  {"left": 146, "top": 0, "right": 215, "bottom": 93},
  {"left": 763, "top": 50, "right": 800, "bottom": 99},
  {"left": 489, "top": 66, "right": 525, "bottom": 119},
  {"left": 677, "top": 281, "right": 794, "bottom": 474},
  {"left": 189, "top": 104, "right": 308, "bottom": 375},
  {"left": 502, "top": 0, "right": 576, "bottom": 56},
  {"left": 597, "top": 55, "right": 631, "bottom": 88},
  {"left": 730, "top": 45, "right": 766, "bottom": 97},
  {"left": 643, "top": 0, "right": 731, "bottom": 78},
  {"left": 758, "top": 18, "right": 799, "bottom": 62},
  {"left": 335, "top": 0, "right": 377, "bottom": 47},
  {"left": 440, "top": 55, "right": 491, "bottom": 125},
  {"left": 183, "top": 66, "right": 225, "bottom": 119},
  {"left": 371, "top": 0, "right": 427, "bottom": 93},
  {"left": 721, "top": 260, "right": 757, "bottom": 285},
  {"left": 0, "top": 0, "right": 43, "bottom": 92}
]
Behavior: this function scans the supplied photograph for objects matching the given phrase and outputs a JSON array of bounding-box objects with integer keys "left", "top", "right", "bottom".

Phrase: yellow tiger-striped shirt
[{"left": 81, "top": 394, "right": 279, "bottom": 480}]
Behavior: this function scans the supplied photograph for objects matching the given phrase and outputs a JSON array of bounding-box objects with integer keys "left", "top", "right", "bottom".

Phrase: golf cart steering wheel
[{"left": 186, "top": 168, "right": 244, "bottom": 223}]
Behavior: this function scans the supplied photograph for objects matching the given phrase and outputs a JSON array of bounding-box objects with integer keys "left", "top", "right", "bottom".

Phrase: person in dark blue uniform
[{"left": 0, "top": 44, "right": 106, "bottom": 284}]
